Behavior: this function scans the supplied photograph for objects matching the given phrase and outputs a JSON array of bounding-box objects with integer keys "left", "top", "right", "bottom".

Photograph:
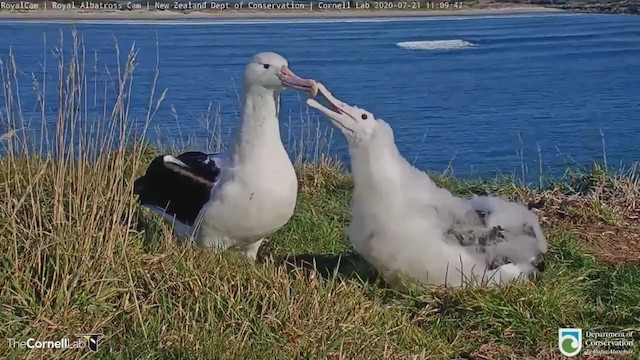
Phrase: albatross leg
[{"left": 243, "top": 238, "right": 265, "bottom": 262}]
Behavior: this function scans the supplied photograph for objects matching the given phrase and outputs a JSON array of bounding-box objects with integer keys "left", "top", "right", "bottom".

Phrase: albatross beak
[
  {"left": 306, "top": 83, "right": 356, "bottom": 135},
  {"left": 278, "top": 65, "right": 319, "bottom": 96}
]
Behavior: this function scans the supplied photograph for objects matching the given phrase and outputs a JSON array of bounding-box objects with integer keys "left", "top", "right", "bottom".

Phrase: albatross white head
[
  {"left": 234, "top": 52, "right": 318, "bottom": 161},
  {"left": 306, "top": 84, "right": 392, "bottom": 148},
  {"left": 307, "top": 83, "right": 409, "bottom": 192},
  {"left": 243, "top": 52, "right": 318, "bottom": 95}
]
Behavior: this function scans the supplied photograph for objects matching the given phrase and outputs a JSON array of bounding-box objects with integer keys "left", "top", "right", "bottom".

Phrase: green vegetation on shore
[
  {"left": 493, "top": 0, "right": 640, "bottom": 14},
  {"left": 1, "top": 36, "right": 639, "bottom": 359}
]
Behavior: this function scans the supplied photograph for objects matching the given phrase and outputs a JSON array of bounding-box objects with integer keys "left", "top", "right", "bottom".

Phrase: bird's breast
[{"left": 200, "top": 158, "right": 298, "bottom": 241}]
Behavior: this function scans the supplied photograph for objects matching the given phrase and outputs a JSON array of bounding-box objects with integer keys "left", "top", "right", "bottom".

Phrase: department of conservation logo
[{"left": 558, "top": 328, "right": 583, "bottom": 357}]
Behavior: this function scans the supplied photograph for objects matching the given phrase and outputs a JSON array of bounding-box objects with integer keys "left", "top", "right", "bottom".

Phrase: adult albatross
[
  {"left": 307, "top": 84, "right": 547, "bottom": 287},
  {"left": 133, "top": 52, "right": 317, "bottom": 261}
]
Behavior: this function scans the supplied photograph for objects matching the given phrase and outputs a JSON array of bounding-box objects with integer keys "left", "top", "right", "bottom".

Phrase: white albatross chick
[
  {"left": 134, "top": 52, "right": 318, "bottom": 261},
  {"left": 307, "top": 84, "right": 548, "bottom": 287}
]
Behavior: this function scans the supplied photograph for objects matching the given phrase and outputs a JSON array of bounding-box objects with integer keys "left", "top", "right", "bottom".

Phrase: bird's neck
[
  {"left": 350, "top": 132, "right": 441, "bottom": 209},
  {"left": 349, "top": 137, "right": 406, "bottom": 197},
  {"left": 233, "top": 86, "right": 285, "bottom": 164}
]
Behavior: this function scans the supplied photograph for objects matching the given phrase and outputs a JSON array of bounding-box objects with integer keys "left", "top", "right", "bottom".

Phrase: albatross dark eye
[
  {"left": 263, "top": 64, "right": 270, "bottom": 69},
  {"left": 361, "top": 114, "right": 368, "bottom": 120}
]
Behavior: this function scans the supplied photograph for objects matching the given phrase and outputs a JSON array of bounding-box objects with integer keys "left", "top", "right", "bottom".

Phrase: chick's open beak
[
  {"left": 306, "top": 83, "right": 355, "bottom": 135},
  {"left": 306, "top": 83, "right": 346, "bottom": 116}
]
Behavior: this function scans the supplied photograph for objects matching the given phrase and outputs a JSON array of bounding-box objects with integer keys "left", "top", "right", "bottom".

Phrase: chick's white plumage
[{"left": 307, "top": 85, "right": 548, "bottom": 287}]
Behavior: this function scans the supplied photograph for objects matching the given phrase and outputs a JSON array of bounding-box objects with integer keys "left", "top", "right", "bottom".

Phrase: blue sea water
[{"left": 0, "top": 13, "right": 639, "bottom": 180}]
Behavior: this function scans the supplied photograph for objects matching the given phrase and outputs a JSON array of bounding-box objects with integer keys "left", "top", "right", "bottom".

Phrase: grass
[{"left": 1, "top": 34, "right": 639, "bottom": 360}]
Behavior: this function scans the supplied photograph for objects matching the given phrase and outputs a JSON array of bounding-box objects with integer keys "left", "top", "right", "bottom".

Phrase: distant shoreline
[{"left": 0, "top": 5, "right": 563, "bottom": 21}]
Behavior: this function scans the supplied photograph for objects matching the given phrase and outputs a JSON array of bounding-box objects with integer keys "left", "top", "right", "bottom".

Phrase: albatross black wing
[{"left": 133, "top": 151, "right": 222, "bottom": 227}]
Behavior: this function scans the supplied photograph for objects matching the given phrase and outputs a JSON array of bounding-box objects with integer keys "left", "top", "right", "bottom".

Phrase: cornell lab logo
[
  {"left": 558, "top": 328, "right": 582, "bottom": 357},
  {"left": 75, "top": 333, "right": 104, "bottom": 352}
]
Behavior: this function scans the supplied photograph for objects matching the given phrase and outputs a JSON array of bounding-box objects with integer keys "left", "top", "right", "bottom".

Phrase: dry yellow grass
[{"left": 0, "top": 33, "right": 638, "bottom": 359}]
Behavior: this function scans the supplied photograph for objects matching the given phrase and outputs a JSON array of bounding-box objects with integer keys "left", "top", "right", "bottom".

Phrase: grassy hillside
[
  {"left": 1, "top": 36, "right": 639, "bottom": 359},
  {"left": 1, "top": 145, "right": 639, "bottom": 359}
]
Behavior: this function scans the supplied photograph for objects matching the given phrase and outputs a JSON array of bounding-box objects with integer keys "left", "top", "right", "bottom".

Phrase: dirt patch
[{"left": 519, "top": 168, "right": 640, "bottom": 266}]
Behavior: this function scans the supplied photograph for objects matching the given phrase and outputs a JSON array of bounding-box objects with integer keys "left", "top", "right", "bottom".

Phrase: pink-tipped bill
[{"left": 278, "top": 65, "right": 318, "bottom": 96}]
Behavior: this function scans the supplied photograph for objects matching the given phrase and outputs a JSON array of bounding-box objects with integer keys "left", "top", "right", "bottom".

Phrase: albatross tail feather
[{"left": 133, "top": 151, "right": 221, "bottom": 229}]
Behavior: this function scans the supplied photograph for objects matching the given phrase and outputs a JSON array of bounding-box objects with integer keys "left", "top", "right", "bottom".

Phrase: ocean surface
[{"left": 0, "top": 13, "right": 639, "bottom": 180}]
